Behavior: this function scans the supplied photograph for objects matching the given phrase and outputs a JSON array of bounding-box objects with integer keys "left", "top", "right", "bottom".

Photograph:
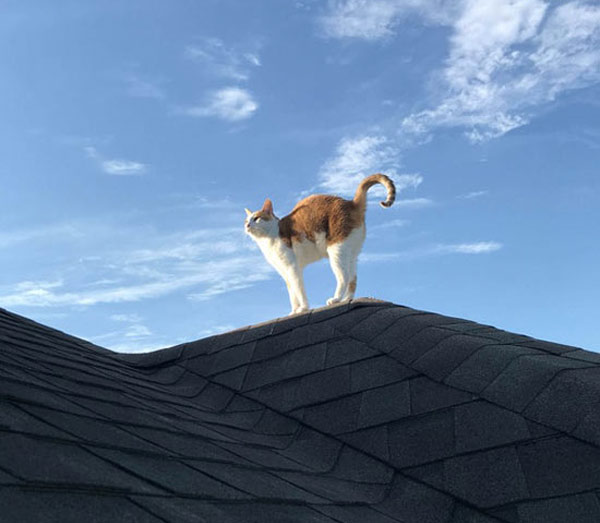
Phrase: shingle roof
[{"left": 1, "top": 298, "right": 600, "bottom": 522}]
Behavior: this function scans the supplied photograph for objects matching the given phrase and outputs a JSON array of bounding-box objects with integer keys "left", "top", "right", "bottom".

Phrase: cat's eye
[{"left": 255, "top": 217, "right": 261, "bottom": 222}]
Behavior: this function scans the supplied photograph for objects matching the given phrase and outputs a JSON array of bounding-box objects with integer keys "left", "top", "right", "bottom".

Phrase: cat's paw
[
  {"left": 290, "top": 306, "right": 309, "bottom": 315},
  {"left": 326, "top": 297, "right": 341, "bottom": 306}
]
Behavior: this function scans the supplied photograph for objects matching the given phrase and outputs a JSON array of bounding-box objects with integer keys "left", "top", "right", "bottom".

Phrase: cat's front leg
[
  {"left": 285, "top": 279, "right": 301, "bottom": 315},
  {"left": 287, "top": 266, "right": 309, "bottom": 314}
]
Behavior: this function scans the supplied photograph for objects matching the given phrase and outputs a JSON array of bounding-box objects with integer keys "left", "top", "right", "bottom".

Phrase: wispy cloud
[
  {"left": 361, "top": 240, "right": 502, "bottom": 261},
  {"left": 110, "top": 313, "right": 143, "bottom": 323},
  {"left": 0, "top": 224, "right": 83, "bottom": 249},
  {"left": 180, "top": 87, "right": 258, "bottom": 121},
  {"left": 319, "top": 0, "right": 456, "bottom": 41},
  {"left": 370, "top": 218, "right": 409, "bottom": 230},
  {"left": 318, "top": 134, "right": 423, "bottom": 198},
  {"left": 0, "top": 220, "right": 272, "bottom": 309},
  {"left": 402, "top": 1, "right": 600, "bottom": 141},
  {"left": 458, "top": 190, "right": 489, "bottom": 200},
  {"left": 85, "top": 146, "right": 146, "bottom": 176},
  {"left": 435, "top": 241, "right": 502, "bottom": 254},
  {"left": 185, "top": 37, "right": 261, "bottom": 81},
  {"left": 322, "top": 1, "right": 600, "bottom": 142}
]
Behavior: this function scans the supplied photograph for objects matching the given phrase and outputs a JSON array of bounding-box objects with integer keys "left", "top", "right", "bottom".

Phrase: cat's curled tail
[{"left": 353, "top": 173, "right": 396, "bottom": 212}]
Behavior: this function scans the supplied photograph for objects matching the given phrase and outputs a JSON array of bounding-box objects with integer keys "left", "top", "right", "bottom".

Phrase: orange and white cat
[{"left": 245, "top": 174, "right": 396, "bottom": 314}]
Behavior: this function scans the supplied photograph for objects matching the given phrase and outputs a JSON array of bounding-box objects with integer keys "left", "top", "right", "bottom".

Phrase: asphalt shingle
[{"left": 1, "top": 299, "right": 599, "bottom": 522}]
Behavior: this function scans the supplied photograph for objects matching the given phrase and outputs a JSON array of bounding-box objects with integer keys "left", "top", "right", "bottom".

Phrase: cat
[{"left": 245, "top": 173, "right": 396, "bottom": 314}]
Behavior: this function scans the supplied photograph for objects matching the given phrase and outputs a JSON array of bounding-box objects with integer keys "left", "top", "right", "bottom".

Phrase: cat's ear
[
  {"left": 245, "top": 208, "right": 252, "bottom": 217},
  {"left": 262, "top": 198, "right": 274, "bottom": 215}
]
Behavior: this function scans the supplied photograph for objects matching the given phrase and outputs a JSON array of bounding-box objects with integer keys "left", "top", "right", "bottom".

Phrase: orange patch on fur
[{"left": 278, "top": 195, "right": 363, "bottom": 247}]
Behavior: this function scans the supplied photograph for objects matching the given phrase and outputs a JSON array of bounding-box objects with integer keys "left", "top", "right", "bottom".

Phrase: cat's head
[{"left": 244, "top": 198, "right": 279, "bottom": 238}]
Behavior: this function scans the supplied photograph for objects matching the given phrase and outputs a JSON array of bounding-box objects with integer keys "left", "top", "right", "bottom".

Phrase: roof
[{"left": 1, "top": 299, "right": 600, "bottom": 522}]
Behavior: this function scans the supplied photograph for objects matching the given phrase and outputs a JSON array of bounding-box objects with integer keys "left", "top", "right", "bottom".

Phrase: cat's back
[{"left": 280, "top": 194, "right": 362, "bottom": 246}]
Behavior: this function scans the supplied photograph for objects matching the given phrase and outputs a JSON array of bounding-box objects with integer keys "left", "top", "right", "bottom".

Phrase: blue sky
[{"left": 1, "top": 0, "right": 599, "bottom": 352}]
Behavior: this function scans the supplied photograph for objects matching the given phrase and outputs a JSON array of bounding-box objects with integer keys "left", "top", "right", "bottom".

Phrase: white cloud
[
  {"left": 458, "top": 190, "right": 489, "bottom": 199},
  {"left": 101, "top": 159, "right": 146, "bottom": 176},
  {"left": 318, "top": 135, "right": 422, "bottom": 198},
  {"left": 387, "top": 197, "right": 434, "bottom": 209},
  {"left": 85, "top": 146, "right": 146, "bottom": 176},
  {"left": 370, "top": 218, "right": 409, "bottom": 230},
  {"left": 320, "top": 0, "right": 457, "bottom": 40},
  {"left": 360, "top": 240, "right": 502, "bottom": 261},
  {"left": 323, "top": 1, "right": 600, "bottom": 142},
  {"left": 185, "top": 38, "right": 261, "bottom": 81},
  {"left": 0, "top": 224, "right": 83, "bottom": 249},
  {"left": 182, "top": 87, "right": 258, "bottom": 121},
  {"left": 0, "top": 222, "right": 273, "bottom": 309},
  {"left": 110, "top": 313, "right": 143, "bottom": 323},
  {"left": 435, "top": 241, "right": 503, "bottom": 254},
  {"left": 125, "top": 324, "right": 152, "bottom": 337},
  {"left": 402, "top": 1, "right": 600, "bottom": 141}
]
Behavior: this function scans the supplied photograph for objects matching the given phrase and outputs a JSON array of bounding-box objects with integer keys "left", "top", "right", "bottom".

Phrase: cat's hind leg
[{"left": 326, "top": 242, "right": 354, "bottom": 305}]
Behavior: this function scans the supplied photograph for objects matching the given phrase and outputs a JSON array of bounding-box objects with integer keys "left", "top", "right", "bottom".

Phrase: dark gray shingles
[
  {"left": 189, "top": 461, "right": 328, "bottom": 503},
  {"left": 445, "top": 345, "right": 541, "bottom": 393},
  {"left": 274, "top": 470, "right": 387, "bottom": 504},
  {"left": 340, "top": 425, "right": 390, "bottom": 462},
  {"left": 0, "top": 488, "right": 164, "bottom": 523},
  {"left": 454, "top": 401, "right": 531, "bottom": 453},
  {"left": 0, "top": 467, "right": 19, "bottom": 483},
  {"left": 388, "top": 325, "right": 456, "bottom": 363},
  {"left": 0, "top": 433, "right": 160, "bottom": 493},
  {"left": 136, "top": 497, "right": 337, "bottom": 523},
  {"left": 387, "top": 410, "right": 455, "bottom": 468},
  {"left": 412, "top": 334, "right": 496, "bottom": 381},
  {"left": 19, "top": 404, "right": 164, "bottom": 452},
  {"left": 358, "top": 381, "right": 411, "bottom": 429},
  {"left": 481, "top": 354, "right": 593, "bottom": 412},
  {"left": 449, "top": 505, "right": 505, "bottom": 523},
  {"left": 242, "top": 342, "right": 327, "bottom": 391},
  {"left": 375, "top": 474, "right": 455, "bottom": 523},
  {"left": 211, "top": 366, "right": 248, "bottom": 389},
  {"left": 350, "top": 355, "right": 416, "bottom": 392},
  {"left": 89, "top": 447, "right": 249, "bottom": 499},
  {"left": 295, "top": 366, "right": 352, "bottom": 407},
  {"left": 251, "top": 330, "right": 293, "bottom": 361},
  {"left": 3, "top": 302, "right": 600, "bottom": 523},
  {"left": 323, "top": 305, "right": 386, "bottom": 334},
  {"left": 517, "top": 339, "right": 579, "bottom": 355},
  {"left": 301, "top": 394, "right": 362, "bottom": 434},
  {"left": 314, "top": 504, "right": 403, "bottom": 523},
  {"left": 442, "top": 447, "right": 530, "bottom": 508},
  {"left": 515, "top": 492, "right": 600, "bottom": 523},
  {"left": 370, "top": 313, "right": 459, "bottom": 356},
  {"left": 517, "top": 436, "right": 600, "bottom": 498},
  {"left": 524, "top": 367, "right": 600, "bottom": 435},
  {"left": 348, "top": 306, "right": 417, "bottom": 342},
  {"left": 278, "top": 427, "right": 342, "bottom": 473},
  {"left": 409, "top": 376, "right": 474, "bottom": 415},
  {"left": 206, "top": 342, "right": 256, "bottom": 375},
  {"left": 332, "top": 445, "right": 393, "bottom": 483},
  {"left": 0, "top": 401, "right": 72, "bottom": 439},
  {"left": 325, "top": 337, "right": 378, "bottom": 367}
]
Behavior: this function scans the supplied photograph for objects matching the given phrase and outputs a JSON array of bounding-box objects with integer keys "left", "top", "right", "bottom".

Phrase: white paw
[
  {"left": 291, "top": 306, "right": 309, "bottom": 315},
  {"left": 326, "top": 297, "right": 341, "bottom": 306}
]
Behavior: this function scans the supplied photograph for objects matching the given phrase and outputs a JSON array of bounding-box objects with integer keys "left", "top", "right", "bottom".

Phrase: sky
[{"left": 1, "top": 0, "right": 599, "bottom": 353}]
